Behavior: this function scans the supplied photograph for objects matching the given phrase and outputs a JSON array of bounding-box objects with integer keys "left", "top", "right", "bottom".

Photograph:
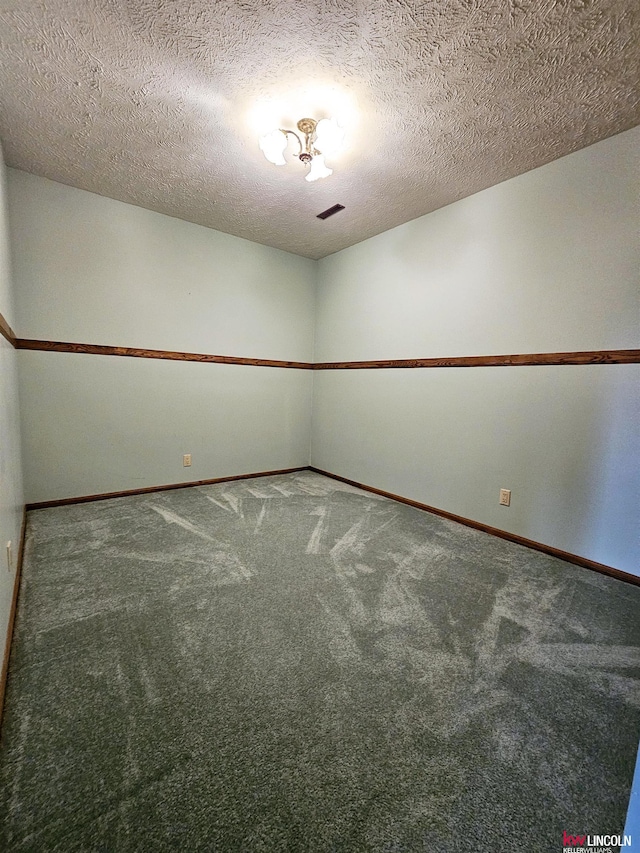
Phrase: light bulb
[
  {"left": 259, "top": 130, "right": 287, "bottom": 165},
  {"left": 305, "top": 154, "right": 333, "bottom": 182},
  {"left": 314, "top": 117, "right": 345, "bottom": 158}
]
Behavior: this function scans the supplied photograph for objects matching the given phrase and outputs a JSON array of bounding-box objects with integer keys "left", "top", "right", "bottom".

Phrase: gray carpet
[{"left": 1, "top": 471, "right": 639, "bottom": 852}]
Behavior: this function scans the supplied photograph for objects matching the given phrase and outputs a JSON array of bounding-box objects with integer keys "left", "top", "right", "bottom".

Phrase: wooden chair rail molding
[
  {"left": 14, "top": 338, "right": 314, "bottom": 369},
  {"left": 6, "top": 329, "right": 640, "bottom": 369},
  {"left": 0, "top": 311, "right": 16, "bottom": 346},
  {"left": 313, "top": 349, "right": 640, "bottom": 368}
]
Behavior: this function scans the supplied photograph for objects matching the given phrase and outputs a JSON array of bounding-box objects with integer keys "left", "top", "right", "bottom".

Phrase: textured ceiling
[{"left": 0, "top": 0, "right": 638, "bottom": 260}]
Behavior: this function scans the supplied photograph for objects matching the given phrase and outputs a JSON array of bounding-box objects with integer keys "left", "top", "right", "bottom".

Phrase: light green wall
[
  {"left": 8, "top": 170, "right": 315, "bottom": 360},
  {"left": 6, "top": 129, "right": 639, "bottom": 573},
  {"left": 312, "top": 365, "right": 639, "bottom": 572},
  {"left": 0, "top": 145, "right": 24, "bottom": 658},
  {"left": 19, "top": 352, "right": 312, "bottom": 504},
  {"left": 312, "top": 127, "right": 640, "bottom": 575},
  {"left": 8, "top": 173, "right": 315, "bottom": 503},
  {"left": 315, "top": 127, "right": 639, "bottom": 361}
]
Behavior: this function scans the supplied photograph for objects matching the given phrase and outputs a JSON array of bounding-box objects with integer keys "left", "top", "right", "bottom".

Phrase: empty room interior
[{"left": 0, "top": 1, "right": 639, "bottom": 850}]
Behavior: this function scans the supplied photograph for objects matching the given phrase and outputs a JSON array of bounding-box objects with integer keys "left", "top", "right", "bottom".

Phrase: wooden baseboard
[
  {"left": 0, "top": 507, "right": 27, "bottom": 729},
  {"left": 25, "top": 466, "right": 311, "bottom": 510},
  {"left": 309, "top": 467, "right": 640, "bottom": 587}
]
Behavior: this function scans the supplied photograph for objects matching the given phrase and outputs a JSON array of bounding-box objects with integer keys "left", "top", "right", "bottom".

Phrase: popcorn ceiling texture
[{"left": 0, "top": 0, "right": 638, "bottom": 259}]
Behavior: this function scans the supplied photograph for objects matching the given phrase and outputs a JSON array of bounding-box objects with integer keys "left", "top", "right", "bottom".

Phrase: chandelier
[{"left": 259, "top": 117, "right": 345, "bottom": 182}]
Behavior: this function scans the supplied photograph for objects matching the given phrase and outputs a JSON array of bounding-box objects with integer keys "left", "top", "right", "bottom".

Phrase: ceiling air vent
[{"left": 317, "top": 204, "right": 345, "bottom": 220}]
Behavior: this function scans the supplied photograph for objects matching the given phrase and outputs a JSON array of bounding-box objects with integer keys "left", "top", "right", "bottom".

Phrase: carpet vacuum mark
[{"left": 1, "top": 472, "right": 639, "bottom": 852}]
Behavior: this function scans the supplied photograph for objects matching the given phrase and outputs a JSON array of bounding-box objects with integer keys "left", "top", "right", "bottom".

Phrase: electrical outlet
[
  {"left": 183, "top": 454, "right": 192, "bottom": 467},
  {"left": 499, "top": 488, "right": 511, "bottom": 507},
  {"left": 6, "top": 541, "right": 12, "bottom": 572}
]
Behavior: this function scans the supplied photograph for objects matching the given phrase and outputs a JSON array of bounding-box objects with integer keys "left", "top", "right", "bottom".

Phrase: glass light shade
[
  {"left": 259, "top": 130, "right": 287, "bottom": 165},
  {"left": 305, "top": 154, "right": 333, "bottom": 182},
  {"left": 314, "top": 117, "right": 345, "bottom": 158}
]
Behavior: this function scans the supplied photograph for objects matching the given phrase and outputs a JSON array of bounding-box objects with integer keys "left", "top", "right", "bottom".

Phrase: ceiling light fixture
[{"left": 259, "top": 117, "right": 345, "bottom": 182}]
